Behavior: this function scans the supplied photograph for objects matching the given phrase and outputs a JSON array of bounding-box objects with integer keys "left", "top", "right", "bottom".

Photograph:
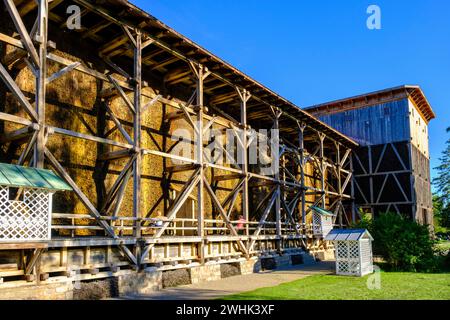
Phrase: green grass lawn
[{"left": 222, "top": 272, "right": 450, "bottom": 300}]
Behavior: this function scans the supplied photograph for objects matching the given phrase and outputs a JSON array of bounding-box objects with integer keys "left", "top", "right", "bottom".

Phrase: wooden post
[
  {"left": 319, "top": 133, "right": 326, "bottom": 208},
  {"left": 237, "top": 88, "right": 251, "bottom": 253},
  {"left": 133, "top": 31, "right": 142, "bottom": 239},
  {"left": 298, "top": 122, "right": 307, "bottom": 227},
  {"left": 273, "top": 109, "right": 282, "bottom": 253},
  {"left": 407, "top": 142, "right": 416, "bottom": 220},
  {"left": 350, "top": 155, "right": 356, "bottom": 223},
  {"left": 34, "top": 0, "right": 48, "bottom": 168},
  {"left": 191, "top": 63, "right": 210, "bottom": 264},
  {"left": 368, "top": 145, "right": 374, "bottom": 207}
]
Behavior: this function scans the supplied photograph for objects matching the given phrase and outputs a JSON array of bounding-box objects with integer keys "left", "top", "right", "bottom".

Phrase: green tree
[
  {"left": 353, "top": 213, "right": 436, "bottom": 271},
  {"left": 433, "top": 195, "right": 450, "bottom": 230},
  {"left": 433, "top": 127, "right": 450, "bottom": 205}
]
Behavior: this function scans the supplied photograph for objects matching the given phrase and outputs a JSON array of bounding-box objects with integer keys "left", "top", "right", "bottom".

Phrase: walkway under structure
[{"left": 0, "top": 0, "right": 357, "bottom": 293}]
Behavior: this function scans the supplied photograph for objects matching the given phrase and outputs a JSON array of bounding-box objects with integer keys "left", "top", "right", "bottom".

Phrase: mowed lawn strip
[{"left": 222, "top": 272, "right": 450, "bottom": 300}]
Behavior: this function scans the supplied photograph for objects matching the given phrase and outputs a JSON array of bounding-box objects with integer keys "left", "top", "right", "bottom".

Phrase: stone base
[
  {"left": 0, "top": 251, "right": 320, "bottom": 299},
  {"left": 0, "top": 281, "right": 73, "bottom": 300},
  {"left": 190, "top": 264, "right": 221, "bottom": 284},
  {"left": 117, "top": 269, "right": 162, "bottom": 295},
  {"left": 239, "top": 258, "right": 261, "bottom": 275}
]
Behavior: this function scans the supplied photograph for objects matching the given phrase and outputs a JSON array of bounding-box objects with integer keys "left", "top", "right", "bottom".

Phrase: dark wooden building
[{"left": 305, "top": 85, "right": 435, "bottom": 225}]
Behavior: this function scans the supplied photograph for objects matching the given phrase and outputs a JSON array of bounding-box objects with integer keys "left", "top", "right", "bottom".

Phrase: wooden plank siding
[
  {"left": 305, "top": 91, "right": 434, "bottom": 224},
  {"left": 315, "top": 99, "right": 410, "bottom": 147}
]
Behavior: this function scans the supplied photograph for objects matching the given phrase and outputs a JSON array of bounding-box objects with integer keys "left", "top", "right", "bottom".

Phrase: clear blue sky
[{"left": 131, "top": 0, "right": 450, "bottom": 182}]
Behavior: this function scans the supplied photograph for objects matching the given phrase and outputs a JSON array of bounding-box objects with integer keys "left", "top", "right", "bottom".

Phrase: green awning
[
  {"left": 0, "top": 163, "right": 72, "bottom": 191},
  {"left": 310, "top": 206, "right": 335, "bottom": 216}
]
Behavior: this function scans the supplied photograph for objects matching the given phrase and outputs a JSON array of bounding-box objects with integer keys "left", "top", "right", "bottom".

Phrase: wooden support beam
[
  {"left": 2, "top": 47, "right": 27, "bottom": 67},
  {"left": 150, "top": 56, "right": 178, "bottom": 71},
  {"left": 107, "top": 75, "right": 136, "bottom": 114},
  {"left": 25, "top": 248, "right": 44, "bottom": 275},
  {"left": 18, "top": 131, "right": 38, "bottom": 165},
  {"left": 0, "top": 112, "right": 30, "bottom": 126},
  {"left": 46, "top": 62, "right": 81, "bottom": 84},
  {"left": 212, "top": 173, "right": 243, "bottom": 182},
  {"left": 236, "top": 87, "right": 251, "bottom": 239},
  {"left": 203, "top": 176, "right": 248, "bottom": 257},
  {"left": 0, "top": 62, "right": 39, "bottom": 122},
  {"left": 0, "top": 124, "right": 37, "bottom": 144},
  {"left": 111, "top": 169, "right": 132, "bottom": 218},
  {"left": 249, "top": 189, "right": 278, "bottom": 251},
  {"left": 33, "top": 0, "right": 49, "bottom": 168},
  {"left": 101, "top": 154, "right": 137, "bottom": 214},
  {"left": 140, "top": 169, "right": 201, "bottom": 260},
  {"left": 82, "top": 20, "right": 113, "bottom": 39},
  {"left": 44, "top": 147, "right": 117, "bottom": 238},
  {"left": 104, "top": 102, "right": 134, "bottom": 145},
  {"left": 132, "top": 31, "right": 143, "bottom": 239},
  {"left": 48, "top": 125, "right": 134, "bottom": 149},
  {"left": 3, "top": 0, "right": 40, "bottom": 67},
  {"left": 141, "top": 95, "right": 161, "bottom": 115},
  {"left": 166, "top": 164, "right": 198, "bottom": 173},
  {"left": 98, "top": 148, "right": 132, "bottom": 161}
]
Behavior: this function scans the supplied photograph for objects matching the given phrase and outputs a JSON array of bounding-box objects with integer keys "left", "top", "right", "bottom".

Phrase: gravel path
[{"left": 123, "top": 261, "right": 334, "bottom": 300}]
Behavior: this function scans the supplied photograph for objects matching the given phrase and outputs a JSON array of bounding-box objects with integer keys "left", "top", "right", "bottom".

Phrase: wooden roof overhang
[
  {"left": 5, "top": 0, "right": 358, "bottom": 149},
  {"left": 304, "top": 85, "right": 436, "bottom": 125}
]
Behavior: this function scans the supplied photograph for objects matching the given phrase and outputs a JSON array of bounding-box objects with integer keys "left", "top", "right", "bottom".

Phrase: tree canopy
[{"left": 433, "top": 127, "right": 450, "bottom": 205}]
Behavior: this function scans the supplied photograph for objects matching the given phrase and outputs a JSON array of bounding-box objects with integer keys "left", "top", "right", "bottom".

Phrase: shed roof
[
  {"left": 324, "top": 229, "right": 373, "bottom": 241},
  {"left": 310, "top": 206, "right": 335, "bottom": 216},
  {"left": 0, "top": 163, "right": 72, "bottom": 191}
]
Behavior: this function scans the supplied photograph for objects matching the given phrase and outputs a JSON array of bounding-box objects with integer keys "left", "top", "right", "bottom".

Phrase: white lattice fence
[
  {"left": 334, "top": 239, "right": 374, "bottom": 276},
  {"left": 312, "top": 212, "right": 333, "bottom": 237},
  {"left": 335, "top": 241, "right": 361, "bottom": 276},
  {"left": 0, "top": 186, "right": 52, "bottom": 242}
]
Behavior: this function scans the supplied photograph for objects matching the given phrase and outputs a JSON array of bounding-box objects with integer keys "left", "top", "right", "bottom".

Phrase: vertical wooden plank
[
  {"left": 336, "top": 142, "right": 343, "bottom": 227},
  {"left": 237, "top": 88, "right": 251, "bottom": 253},
  {"left": 350, "top": 156, "right": 357, "bottom": 222},
  {"left": 194, "top": 64, "right": 206, "bottom": 263},
  {"left": 298, "top": 123, "right": 307, "bottom": 227},
  {"left": 407, "top": 142, "right": 417, "bottom": 220},
  {"left": 84, "top": 246, "right": 91, "bottom": 267},
  {"left": 368, "top": 145, "right": 374, "bottom": 206},
  {"left": 197, "top": 70, "right": 204, "bottom": 261},
  {"left": 34, "top": 0, "right": 48, "bottom": 168},
  {"left": 106, "top": 245, "right": 112, "bottom": 264},
  {"left": 133, "top": 31, "right": 142, "bottom": 239},
  {"left": 319, "top": 133, "right": 326, "bottom": 207},
  {"left": 273, "top": 110, "right": 282, "bottom": 252},
  {"left": 60, "top": 247, "right": 67, "bottom": 268}
]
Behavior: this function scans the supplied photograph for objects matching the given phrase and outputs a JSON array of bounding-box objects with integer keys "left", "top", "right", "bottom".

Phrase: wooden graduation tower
[
  {"left": 305, "top": 86, "right": 435, "bottom": 224},
  {"left": 0, "top": 0, "right": 357, "bottom": 291}
]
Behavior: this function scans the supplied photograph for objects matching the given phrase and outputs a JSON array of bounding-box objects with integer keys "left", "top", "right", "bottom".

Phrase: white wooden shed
[
  {"left": 0, "top": 163, "right": 72, "bottom": 242},
  {"left": 310, "top": 206, "right": 334, "bottom": 238},
  {"left": 325, "top": 229, "right": 374, "bottom": 277}
]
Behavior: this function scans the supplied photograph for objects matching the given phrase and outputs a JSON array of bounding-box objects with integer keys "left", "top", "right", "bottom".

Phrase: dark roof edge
[{"left": 303, "top": 85, "right": 435, "bottom": 123}]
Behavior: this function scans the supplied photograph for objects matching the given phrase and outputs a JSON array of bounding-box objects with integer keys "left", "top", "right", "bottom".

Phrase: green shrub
[{"left": 352, "top": 212, "right": 437, "bottom": 272}]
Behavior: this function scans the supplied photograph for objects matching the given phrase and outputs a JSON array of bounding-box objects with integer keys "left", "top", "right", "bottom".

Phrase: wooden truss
[{"left": 0, "top": 0, "right": 356, "bottom": 281}]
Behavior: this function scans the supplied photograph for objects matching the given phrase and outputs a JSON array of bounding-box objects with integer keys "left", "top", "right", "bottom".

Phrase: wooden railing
[{"left": 51, "top": 213, "right": 312, "bottom": 238}]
